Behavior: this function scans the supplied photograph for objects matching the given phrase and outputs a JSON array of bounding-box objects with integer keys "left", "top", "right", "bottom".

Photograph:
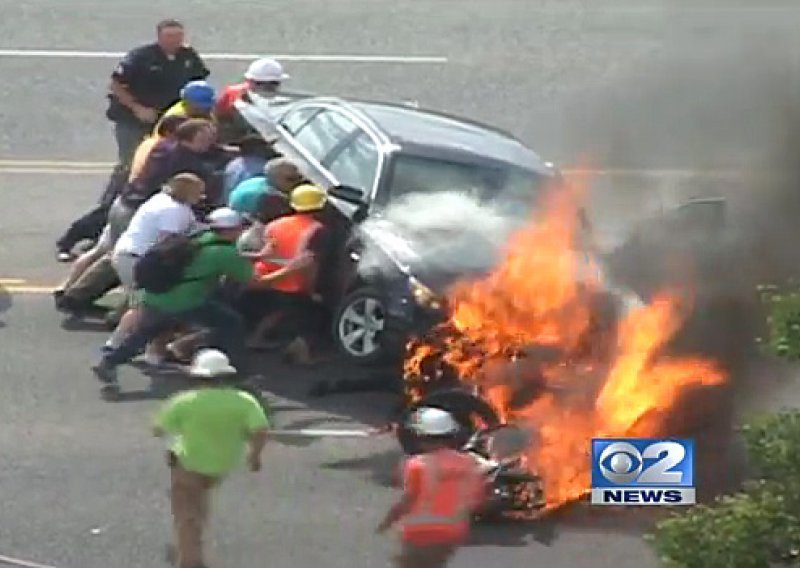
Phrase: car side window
[
  {"left": 291, "top": 110, "right": 359, "bottom": 164},
  {"left": 324, "top": 132, "right": 380, "bottom": 195},
  {"left": 280, "top": 106, "right": 320, "bottom": 135}
]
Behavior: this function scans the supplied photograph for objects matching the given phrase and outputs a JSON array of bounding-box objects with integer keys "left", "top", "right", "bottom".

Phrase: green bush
[
  {"left": 758, "top": 283, "right": 800, "bottom": 360},
  {"left": 647, "top": 484, "right": 797, "bottom": 568},
  {"left": 647, "top": 410, "right": 800, "bottom": 567},
  {"left": 742, "top": 410, "right": 800, "bottom": 491}
]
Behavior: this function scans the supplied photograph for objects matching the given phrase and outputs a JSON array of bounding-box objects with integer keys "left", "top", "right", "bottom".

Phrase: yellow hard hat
[{"left": 290, "top": 184, "right": 327, "bottom": 212}]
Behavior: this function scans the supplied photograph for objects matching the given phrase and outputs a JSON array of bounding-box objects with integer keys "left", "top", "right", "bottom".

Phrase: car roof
[
  {"left": 284, "top": 96, "right": 552, "bottom": 173},
  {"left": 240, "top": 92, "right": 555, "bottom": 174},
  {"left": 352, "top": 101, "right": 549, "bottom": 172}
]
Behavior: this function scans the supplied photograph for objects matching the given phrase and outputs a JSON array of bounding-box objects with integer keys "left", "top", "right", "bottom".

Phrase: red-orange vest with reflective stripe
[
  {"left": 255, "top": 214, "right": 321, "bottom": 293},
  {"left": 401, "top": 449, "right": 484, "bottom": 544}
]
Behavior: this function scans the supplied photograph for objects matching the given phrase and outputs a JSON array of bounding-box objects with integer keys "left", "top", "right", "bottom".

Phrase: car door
[
  {"left": 277, "top": 106, "right": 362, "bottom": 187},
  {"left": 322, "top": 130, "right": 382, "bottom": 201}
]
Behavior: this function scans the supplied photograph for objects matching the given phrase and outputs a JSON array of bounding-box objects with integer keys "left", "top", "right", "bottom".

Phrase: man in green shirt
[
  {"left": 155, "top": 348, "right": 269, "bottom": 568},
  {"left": 93, "top": 207, "right": 254, "bottom": 397}
]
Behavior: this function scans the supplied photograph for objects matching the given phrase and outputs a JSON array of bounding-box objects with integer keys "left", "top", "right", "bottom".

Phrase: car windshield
[{"left": 387, "top": 154, "right": 545, "bottom": 211}]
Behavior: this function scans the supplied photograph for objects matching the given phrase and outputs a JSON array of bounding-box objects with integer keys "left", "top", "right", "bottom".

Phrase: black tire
[
  {"left": 396, "top": 387, "right": 502, "bottom": 455},
  {"left": 332, "top": 286, "right": 391, "bottom": 366}
]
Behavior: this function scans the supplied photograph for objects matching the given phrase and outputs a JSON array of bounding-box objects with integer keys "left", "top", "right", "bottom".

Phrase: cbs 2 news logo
[{"left": 590, "top": 438, "right": 695, "bottom": 506}]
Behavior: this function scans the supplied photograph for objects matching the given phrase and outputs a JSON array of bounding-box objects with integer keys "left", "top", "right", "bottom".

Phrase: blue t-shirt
[
  {"left": 228, "top": 176, "right": 273, "bottom": 216},
  {"left": 223, "top": 156, "right": 268, "bottom": 201}
]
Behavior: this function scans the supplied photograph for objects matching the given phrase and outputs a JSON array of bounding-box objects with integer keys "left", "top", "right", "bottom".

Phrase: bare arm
[
  {"left": 376, "top": 493, "right": 414, "bottom": 533},
  {"left": 255, "top": 254, "right": 315, "bottom": 286},
  {"left": 109, "top": 79, "right": 140, "bottom": 110},
  {"left": 110, "top": 78, "right": 157, "bottom": 123},
  {"left": 246, "top": 428, "right": 269, "bottom": 471}
]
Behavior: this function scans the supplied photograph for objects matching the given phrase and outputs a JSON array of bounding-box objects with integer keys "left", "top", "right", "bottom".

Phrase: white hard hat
[
  {"left": 207, "top": 207, "right": 244, "bottom": 229},
  {"left": 410, "top": 407, "right": 460, "bottom": 436},
  {"left": 245, "top": 58, "right": 290, "bottom": 82},
  {"left": 189, "top": 349, "right": 237, "bottom": 378}
]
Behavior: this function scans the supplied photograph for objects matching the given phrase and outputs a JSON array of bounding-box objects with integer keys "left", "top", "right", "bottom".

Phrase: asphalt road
[{"left": 1, "top": 1, "right": 799, "bottom": 567}]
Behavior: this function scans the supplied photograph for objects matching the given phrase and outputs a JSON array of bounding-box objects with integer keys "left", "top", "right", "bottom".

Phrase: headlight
[{"left": 408, "top": 276, "right": 442, "bottom": 310}]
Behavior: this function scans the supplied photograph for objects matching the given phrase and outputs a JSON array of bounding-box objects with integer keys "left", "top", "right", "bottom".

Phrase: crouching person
[
  {"left": 240, "top": 184, "right": 333, "bottom": 364},
  {"left": 92, "top": 207, "right": 252, "bottom": 399},
  {"left": 154, "top": 348, "right": 269, "bottom": 568}
]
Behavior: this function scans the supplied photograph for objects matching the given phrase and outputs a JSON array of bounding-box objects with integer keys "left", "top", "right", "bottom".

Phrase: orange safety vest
[
  {"left": 255, "top": 214, "right": 322, "bottom": 294},
  {"left": 401, "top": 449, "right": 484, "bottom": 545}
]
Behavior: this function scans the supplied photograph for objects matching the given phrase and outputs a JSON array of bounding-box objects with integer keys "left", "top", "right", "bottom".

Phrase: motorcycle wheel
[{"left": 396, "top": 387, "right": 502, "bottom": 455}]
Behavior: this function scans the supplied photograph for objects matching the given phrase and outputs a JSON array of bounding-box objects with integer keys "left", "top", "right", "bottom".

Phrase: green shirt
[
  {"left": 143, "top": 231, "right": 254, "bottom": 313},
  {"left": 155, "top": 387, "right": 269, "bottom": 477}
]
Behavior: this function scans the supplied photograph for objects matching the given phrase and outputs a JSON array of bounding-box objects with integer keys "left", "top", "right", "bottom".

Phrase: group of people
[
  {"left": 52, "top": 18, "right": 334, "bottom": 382},
  {"left": 48, "top": 18, "right": 491, "bottom": 568}
]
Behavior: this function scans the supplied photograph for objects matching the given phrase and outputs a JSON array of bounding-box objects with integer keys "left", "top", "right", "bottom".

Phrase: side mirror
[{"left": 328, "top": 184, "right": 367, "bottom": 205}]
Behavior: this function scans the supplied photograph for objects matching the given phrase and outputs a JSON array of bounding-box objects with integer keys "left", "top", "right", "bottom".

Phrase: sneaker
[
  {"left": 91, "top": 361, "right": 118, "bottom": 385},
  {"left": 100, "top": 383, "right": 121, "bottom": 401},
  {"left": 283, "top": 337, "right": 313, "bottom": 366},
  {"left": 143, "top": 351, "right": 165, "bottom": 367},
  {"left": 56, "top": 250, "right": 74, "bottom": 263}
]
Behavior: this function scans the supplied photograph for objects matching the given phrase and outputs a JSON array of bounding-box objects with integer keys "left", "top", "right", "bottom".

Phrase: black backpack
[{"left": 134, "top": 233, "right": 227, "bottom": 294}]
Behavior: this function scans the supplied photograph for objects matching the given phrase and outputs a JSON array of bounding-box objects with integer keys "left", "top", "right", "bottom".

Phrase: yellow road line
[
  {"left": 2, "top": 285, "right": 57, "bottom": 294},
  {"left": 0, "top": 159, "right": 755, "bottom": 178},
  {"left": 0, "top": 278, "right": 56, "bottom": 294},
  {"left": 0, "top": 159, "right": 114, "bottom": 168},
  {"left": 0, "top": 168, "right": 107, "bottom": 174}
]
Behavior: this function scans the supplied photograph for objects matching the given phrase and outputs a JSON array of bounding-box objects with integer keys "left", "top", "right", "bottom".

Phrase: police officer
[
  {"left": 56, "top": 19, "right": 210, "bottom": 261},
  {"left": 107, "top": 19, "right": 210, "bottom": 167}
]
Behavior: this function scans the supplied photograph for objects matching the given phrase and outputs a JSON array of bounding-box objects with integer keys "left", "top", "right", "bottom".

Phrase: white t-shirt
[{"left": 114, "top": 192, "right": 197, "bottom": 257}]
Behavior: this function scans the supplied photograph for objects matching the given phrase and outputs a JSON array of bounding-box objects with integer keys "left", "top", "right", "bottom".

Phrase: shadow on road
[
  {"left": 248, "top": 354, "right": 400, "bottom": 427},
  {"left": 320, "top": 448, "right": 402, "bottom": 488},
  {"left": 468, "top": 504, "right": 658, "bottom": 549},
  {"left": 112, "top": 366, "right": 194, "bottom": 402},
  {"left": 469, "top": 519, "right": 559, "bottom": 548}
]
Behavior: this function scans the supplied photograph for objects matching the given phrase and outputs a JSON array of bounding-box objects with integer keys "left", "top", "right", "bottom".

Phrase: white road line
[{"left": 0, "top": 49, "right": 448, "bottom": 64}]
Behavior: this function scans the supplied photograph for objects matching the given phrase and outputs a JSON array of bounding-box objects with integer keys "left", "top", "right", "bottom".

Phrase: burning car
[{"left": 393, "top": 181, "right": 729, "bottom": 515}]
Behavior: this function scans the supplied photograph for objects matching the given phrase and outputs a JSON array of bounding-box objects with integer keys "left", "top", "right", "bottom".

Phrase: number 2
[{"left": 637, "top": 442, "right": 685, "bottom": 484}]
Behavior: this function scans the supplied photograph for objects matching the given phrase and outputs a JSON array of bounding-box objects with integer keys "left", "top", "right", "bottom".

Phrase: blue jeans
[{"left": 102, "top": 301, "right": 246, "bottom": 370}]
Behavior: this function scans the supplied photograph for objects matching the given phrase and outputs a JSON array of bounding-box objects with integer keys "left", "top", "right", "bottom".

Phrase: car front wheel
[{"left": 333, "top": 287, "right": 389, "bottom": 365}]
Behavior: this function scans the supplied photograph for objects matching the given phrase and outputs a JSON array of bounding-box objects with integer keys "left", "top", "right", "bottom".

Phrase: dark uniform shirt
[
  {"left": 106, "top": 43, "right": 210, "bottom": 125},
  {"left": 121, "top": 139, "right": 213, "bottom": 208}
]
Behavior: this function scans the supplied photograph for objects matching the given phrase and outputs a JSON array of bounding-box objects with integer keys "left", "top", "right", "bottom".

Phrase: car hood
[
  {"left": 356, "top": 216, "right": 645, "bottom": 314},
  {"left": 356, "top": 218, "right": 505, "bottom": 288}
]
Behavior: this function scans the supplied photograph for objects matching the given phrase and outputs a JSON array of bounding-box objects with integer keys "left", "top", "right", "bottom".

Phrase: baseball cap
[
  {"left": 245, "top": 58, "right": 290, "bottom": 83},
  {"left": 207, "top": 207, "right": 244, "bottom": 229},
  {"left": 181, "top": 80, "right": 216, "bottom": 111}
]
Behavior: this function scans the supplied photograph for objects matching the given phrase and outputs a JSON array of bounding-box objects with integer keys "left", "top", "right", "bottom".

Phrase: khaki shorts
[
  {"left": 111, "top": 250, "right": 142, "bottom": 306},
  {"left": 96, "top": 198, "right": 136, "bottom": 254}
]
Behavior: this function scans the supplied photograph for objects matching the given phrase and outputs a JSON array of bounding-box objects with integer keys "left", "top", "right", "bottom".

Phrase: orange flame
[{"left": 403, "top": 173, "right": 726, "bottom": 510}]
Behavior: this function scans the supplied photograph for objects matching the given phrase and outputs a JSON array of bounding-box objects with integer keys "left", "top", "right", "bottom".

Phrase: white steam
[{"left": 356, "top": 191, "right": 523, "bottom": 278}]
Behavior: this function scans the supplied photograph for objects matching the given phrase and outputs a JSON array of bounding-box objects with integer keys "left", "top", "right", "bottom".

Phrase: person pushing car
[{"left": 377, "top": 407, "right": 488, "bottom": 568}]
